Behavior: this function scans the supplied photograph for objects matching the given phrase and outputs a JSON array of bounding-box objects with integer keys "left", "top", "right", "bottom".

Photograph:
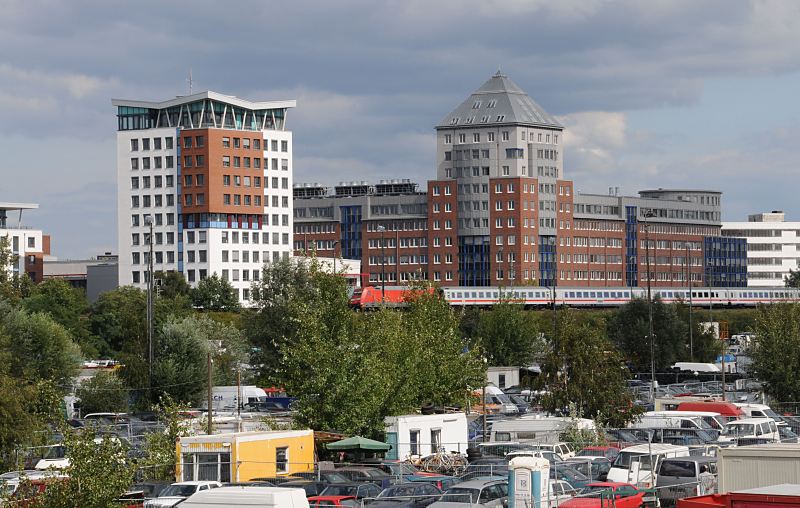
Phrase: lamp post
[
  {"left": 377, "top": 225, "right": 386, "bottom": 303},
  {"left": 145, "top": 215, "right": 154, "bottom": 398},
  {"left": 332, "top": 240, "right": 339, "bottom": 275},
  {"left": 643, "top": 210, "right": 656, "bottom": 403},
  {"left": 686, "top": 243, "right": 694, "bottom": 361}
]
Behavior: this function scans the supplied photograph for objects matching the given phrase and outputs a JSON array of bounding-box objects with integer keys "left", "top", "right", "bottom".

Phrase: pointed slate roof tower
[{"left": 436, "top": 71, "right": 562, "bottom": 130}]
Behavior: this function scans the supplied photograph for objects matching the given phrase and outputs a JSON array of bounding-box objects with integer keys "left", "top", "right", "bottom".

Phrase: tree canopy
[
  {"left": 473, "top": 296, "right": 543, "bottom": 366},
  {"left": 751, "top": 303, "right": 800, "bottom": 403},
  {"left": 191, "top": 274, "right": 240, "bottom": 311}
]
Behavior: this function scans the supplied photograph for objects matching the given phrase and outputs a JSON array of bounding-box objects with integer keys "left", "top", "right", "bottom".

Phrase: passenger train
[
  {"left": 349, "top": 284, "right": 800, "bottom": 309},
  {"left": 441, "top": 286, "right": 800, "bottom": 308}
]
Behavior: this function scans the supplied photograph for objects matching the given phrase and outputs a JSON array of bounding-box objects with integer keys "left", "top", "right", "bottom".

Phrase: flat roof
[
  {"left": 736, "top": 484, "right": 800, "bottom": 496},
  {"left": 0, "top": 202, "right": 38, "bottom": 212},
  {"left": 639, "top": 189, "right": 722, "bottom": 194},
  {"left": 111, "top": 90, "right": 295, "bottom": 111}
]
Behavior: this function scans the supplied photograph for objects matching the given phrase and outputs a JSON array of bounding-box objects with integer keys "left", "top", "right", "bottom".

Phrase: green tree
[
  {"left": 154, "top": 270, "right": 191, "bottom": 299},
  {"left": 785, "top": 269, "right": 800, "bottom": 288},
  {"left": 751, "top": 303, "right": 800, "bottom": 402},
  {"left": 607, "top": 297, "right": 690, "bottom": 371},
  {"left": 538, "top": 309, "right": 641, "bottom": 427},
  {"left": 279, "top": 271, "right": 482, "bottom": 437},
  {"left": 191, "top": 274, "right": 240, "bottom": 311},
  {"left": 0, "top": 302, "right": 81, "bottom": 385},
  {"left": 25, "top": 427, "right": 135, "bottom": 508},
  {"left": 139, "top": 396, "right": 191, "bottom": 482},
  {"left": 89, "top": 286, "right": 146, "bottom": 355},
  {"left": 475, "top": 296, "right": 543, "bottom": 366},
  {"left": 246, "top": 257, "right": 320, "bottom": 383},
  {"left": 0, "top": 235, "right": 34, "bottom": 302},
  {"left": 23, "top": 278, "right": 101, "bottom": 357},
  {"left": 75, "top": 371, "right": 129, "bottom": 416}
]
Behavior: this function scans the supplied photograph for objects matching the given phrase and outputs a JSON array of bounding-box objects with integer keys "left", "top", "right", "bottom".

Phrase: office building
[
  {"left": 722, "top": 211, "right": 800, "bottom": 287},
  {"left": 113, "top": 91, "right": 296, "bottom": 303},
  {"left": 0, "top": 202, "right": 49, "bottom": 282},
  {"left": 294, "top": 72, "right": 744, "bottom": 288},
  {"left": 44, "top": 253, "right": 119, "bottom": 302}
]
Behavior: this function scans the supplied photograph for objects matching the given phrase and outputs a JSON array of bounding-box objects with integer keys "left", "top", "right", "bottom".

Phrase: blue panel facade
[
  {"left": 339, "top": 205, "right": 362, "bottom": 260},
  {"left": 704, "top": 236, "right": 748, "bottom": 287},
  {"left": 625, "top": 206, "right": 638, "bottom": 288},
  {"left": 458, "top": 236, "right": 490, "bottom": 286},
  {"left": 538, "top": 235, "right": 557, "bottom": 287}
]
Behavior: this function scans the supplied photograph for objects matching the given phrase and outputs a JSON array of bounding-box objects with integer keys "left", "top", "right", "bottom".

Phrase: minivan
[
  {"left": 723, "top": 417, "right": 780, "bottom": 444},
  {"left": 656, "top": 457, "right": 717, "bottom": 506}
]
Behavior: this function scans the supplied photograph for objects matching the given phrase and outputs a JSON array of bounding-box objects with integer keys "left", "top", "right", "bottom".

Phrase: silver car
[{"left": 429, "top": 478, "right": 508, "bottom": 507}]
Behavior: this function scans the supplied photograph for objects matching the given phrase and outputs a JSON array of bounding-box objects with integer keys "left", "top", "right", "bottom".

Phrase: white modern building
[
  {"left": 0, "top": 202, "right": 46, "bottom": 282},
  {"left": 113, "top": 91, "right": 296, "bottom": 303},
  {"left": 722, "top": 211, "right": 800, "bottom": 287}
]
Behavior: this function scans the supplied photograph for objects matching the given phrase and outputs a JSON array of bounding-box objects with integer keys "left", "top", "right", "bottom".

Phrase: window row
[
  {"left": 220, "top": 250, "right": 265, "bottom": 264},
  {"left": 130, "top": 137, "right": 173, "bottom": 152},
  {"left": 222, "top": 156, "right": 289, "bottom": 171},
  {"left": 222, "top": 231, "right": 290, "bottom": 245},
  {"left": 131, "top": 156, "right": 174, "bottom": 170},
  {"left": 130, "top": 213, "right": 175, "bottom": 227},
  {"left": 221, "top": 137, "right": 288, "bottom": 153},
  {"left": 131, "top": 175, "right": 175, "bottom": 189},
  {"left": 131, "top": 195, "right": 175, "bottom": 208}
]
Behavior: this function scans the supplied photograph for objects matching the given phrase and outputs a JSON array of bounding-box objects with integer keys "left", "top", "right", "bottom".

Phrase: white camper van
[
  {"left": 209, "top": 386, "right": 268, "bottom": 411},
  {"left": 181, "top": 486, "right": 309, "bottom": 507}
]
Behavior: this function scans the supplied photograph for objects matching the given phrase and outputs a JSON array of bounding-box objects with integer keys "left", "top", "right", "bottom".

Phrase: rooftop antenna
[{"left": 187, "top": 69, "right": 193, "bottom": 94}]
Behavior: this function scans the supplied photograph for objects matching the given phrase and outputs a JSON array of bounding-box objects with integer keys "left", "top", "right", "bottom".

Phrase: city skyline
[{"left": 3, "top": 0, "right": 800, "bottom": 258}]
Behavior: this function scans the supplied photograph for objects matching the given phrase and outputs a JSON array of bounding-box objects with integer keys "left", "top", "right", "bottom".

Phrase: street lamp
[
  {"left": 643, "top": 210, "right": 656, "bottom": 403},
  {"left": 144, "top": 215, "right": 154, "bottom": 398},
  {"left": 332, "top": 240, "right": 339, "bottom": 275},
  {"left": 377, "top": 225, "right": 386, "bottom": 303}
]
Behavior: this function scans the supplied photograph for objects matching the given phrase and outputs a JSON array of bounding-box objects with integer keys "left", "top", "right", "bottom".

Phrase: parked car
[
  {"left": 292, "top": 471, "right": 351, "bottom": 484},
  {"left": 408, "top": 475, "right": 462, "bottom": 492},
  {"left": 564, "top": 457, "right": 613, "bottom": 481},
  {"left": 576, "top": 446, "right": 620, "bottom": 462},
  {"left": 532, "top": 442, "right": 576, "bottom": 460},
  {"left": 319, "top": 482, "right": 382, "bottom": 500},
  {"left": 143, "top": 481, "right": 221, "bottom": 507},
  {"left": 461, "top": 458, "right": 508, "bottom": 480},
  {"left": 508, "top": 394, "right": 531, "bottom": 414},
  {"left": 546, "top": 479, "right": 579, "bottom": 506},
  {"left": 308, "top": 495, "right": 358, "bottom": 507},
  {"left": 429, "top": 478, "right": 508, "bottom": 507},
  {"left": 549, "top": 462, "right": 592, "bottom": 490},
  {"left": 336, "top": 467, "right": 392, "bottom": 487},
  {"left": 368, "top": 482, "right": 442, "bottom": 507},
  {"left": 656, "top": 456, "right": 717, "bottom": 506},
  {"left": 559, "top": 482, "right": 645, "bottom": 508},
  {"left": 277, "top": 480, "right": 329, "bottom": 497}
]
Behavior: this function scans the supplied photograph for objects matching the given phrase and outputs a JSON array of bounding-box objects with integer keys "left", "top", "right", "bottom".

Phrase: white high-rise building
[
  {"left": 113, "top": 92, "right": 296, "bottom": 303},
  {"left": 723, "top": 211, "right": 800, "bottom": 287}
]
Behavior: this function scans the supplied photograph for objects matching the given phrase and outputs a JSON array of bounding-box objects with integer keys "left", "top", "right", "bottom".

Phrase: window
[
  {"left": 183, "top": 137, "right": 192, "bottom": 148},
  {"left": 165, "top": 156, "right": 174, "bottom": 168},
  {"left": 130, "top": 139, "right": 139, "bottom": 151},
  {"left": 502, "top": 131, "right": 509, "bottom": 141},
  {"left": 130, "top": 158, "right": 139, "bottom": 170},
  {"left": 281, "top": 140, "right": 288, "bottom": 152},
  {"left": 410, "top": 430, "right": 420, "bottom": 456},
  {"left": 233, "top": 137, "right": 241, "bottom": 148},
  {"left": 473, "top": 133, "right": 480, "bottom": 142},
  {"left": 222, "top": 137, "right": 230, "bottom": 148},
  {"left": 222, "top": 156, "right": 230, "bottom": 167}
]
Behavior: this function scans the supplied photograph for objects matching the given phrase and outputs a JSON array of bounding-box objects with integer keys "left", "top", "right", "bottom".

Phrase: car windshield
[
  {"left": 552, "top": 465, "right": 588, "bottom": 482},
  {"left": 160, "top": 484, "right": 197, "bottom": 497},
  {"left": 439, "top": 487, "right": 480, "bottom": 503},
  {"left": 324, "top": 473, "right": 349, "bottom": 483},
  {"left": 321, "top": 485, "right": 356, "bottom": 497},
  {"left": 726, "top": 423, "right": 755, "bottom": 436},
  {"left": 763, "top": 409, "right": 784, "bottom": 422},
  {"left": 780, "top": 427, "right": 798, "bottom": 438},
  {"left": 613, "top": 452, "right": 652, "bottom": 469},
  {"left": 581, "top": 485, "right": 618, "bottom": 499},
  {"left": 378, "top": 486, "right": 418, "bottom": 497}
]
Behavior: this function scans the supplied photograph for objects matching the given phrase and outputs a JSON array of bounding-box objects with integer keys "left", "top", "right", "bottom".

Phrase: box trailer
[
  {"left": 384, "top": 413, "right": 468, "bottom": 459},
  {"left": 718, "top": 443, "right": 800, "bottom": 493},
  {"left": 176, "top": 430, "right": 315, "bottom": 483},
  {"left": 679, "top": 484, "right": 800, "bottom": 507}
]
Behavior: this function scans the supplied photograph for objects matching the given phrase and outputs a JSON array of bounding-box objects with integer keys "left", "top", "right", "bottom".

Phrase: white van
[
  {"left": 607, "top": 444, "right": 690, "bottom": 490},
  {"left": 734, "top": 403, "right": 786, "bottom": 424},
  {"left": 629, "top": 412, "right": 711, "bottom": 431},
  {"left": 490, "top": 416, "right": 595, "bottom": 444},
  {"left": 645, "top": 411, "right": 726, "bottom": 431},
  {"left": 723, "top": 418, "right": 780, "bottom": 443},
  {"left": 209, "top": 386, "right": 268, "bottom": 411},
  {"left": 181, "top": 486, "right": 309, "bottom": 507}
]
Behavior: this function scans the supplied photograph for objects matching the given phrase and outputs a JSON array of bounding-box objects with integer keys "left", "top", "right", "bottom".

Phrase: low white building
[
  {"left": 384, "top": 413, "right": 468, "bottom": 460},
  {"left": 0, "top": 202, "right": 45, "bottom": 281},
  {"left": 723, "top": 211, "right": 800, "bottom": 287}
]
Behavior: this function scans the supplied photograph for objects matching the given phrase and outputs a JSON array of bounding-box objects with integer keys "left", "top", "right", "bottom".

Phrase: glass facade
[
  {"left": 458, "top": 236, "right": 490, "bottom": 286},
  {"left": 704, "top": 236, "right": 748, "bottom": 287},
  {"left": 625, "top": 206, "right": 638, "bottom": 287},
  {"left": 117, "top": 99, "right": 286, "bottom": 131}
]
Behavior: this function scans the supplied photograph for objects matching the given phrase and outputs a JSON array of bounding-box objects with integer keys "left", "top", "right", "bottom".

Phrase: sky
[{"left": 3, "top": 0, "right": 800, "bottom": 258}]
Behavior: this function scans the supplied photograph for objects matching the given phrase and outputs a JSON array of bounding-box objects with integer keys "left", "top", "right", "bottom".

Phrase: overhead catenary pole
[
  {"left": 644, "top": 210, "right": 656, "bottom": 403},
  {"left": 146, "top": 216, "right": 154, "bottom": 399},
  {"left": 207, "top": 352, "right": 213, "bottom": 435}
]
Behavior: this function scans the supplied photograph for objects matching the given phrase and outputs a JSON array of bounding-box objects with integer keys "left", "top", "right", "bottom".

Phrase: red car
[
  {"left": 307, "top": 495, "right": 358, "bottom": 507},
  {"left": 560, "top": 482, "right": 645, "bottom": 508}
]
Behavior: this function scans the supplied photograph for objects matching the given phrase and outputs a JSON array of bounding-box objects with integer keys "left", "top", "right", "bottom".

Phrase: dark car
[
  {"left": 564, "top": 457, "right": 612, "bottom": 481},
  {"left": 277, "top": 480, "right": 329, "bottom": 497},
  {"left": 576, "top": 446, "right": 620, "bottom": 462},
  {"left": 369, "top": 482, "right": 442, "bottom": 507},
  {"left": 462, "top": 457, "right": 508, "bottom": 480},
  {"left": 549, "top": 462, "right": 592, "bottom": 490},
  {"left": 320, "top": 482, "right": 383, "bottom": 500},
  {"left": 408, "top": 475, "right": 462, "bottom": 492},
  {"left": 336, "top": 467, "right": 392, "bottom": 488},
  {"left": 293, "top": 471, "right": 351, "bottom": 484}
]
